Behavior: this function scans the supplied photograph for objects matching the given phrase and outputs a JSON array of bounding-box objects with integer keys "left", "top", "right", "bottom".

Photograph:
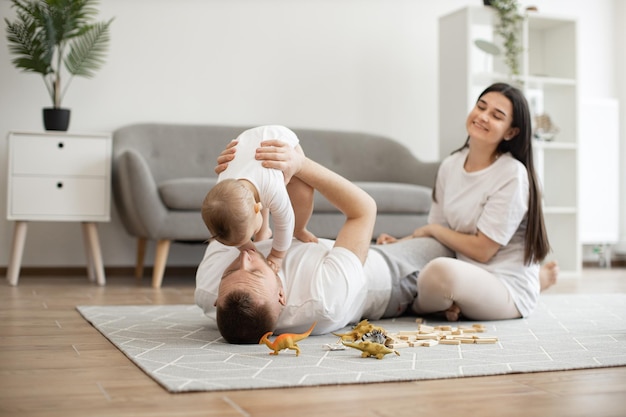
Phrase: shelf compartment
[
  {"left": 526, "top": 14, "right": 577, "bottom": 80},
  {"left": 534, "top": 145, "right": 577, "bottom": 208},
  {"left": 543, "top": 211, "right": 580, "bottom": 274}
]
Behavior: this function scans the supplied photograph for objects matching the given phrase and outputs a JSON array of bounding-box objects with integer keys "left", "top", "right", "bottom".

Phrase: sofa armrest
[
  {"left": 386, "top": 155, "right": 440, "bottom": 190},
  {"left": 112, "top": 149, "right": 168, "bottom": 238},
  {"left": 410, "top": 160, "right": 440, "bottom": 190}
]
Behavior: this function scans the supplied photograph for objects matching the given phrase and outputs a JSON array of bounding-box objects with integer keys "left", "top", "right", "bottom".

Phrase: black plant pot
[{"left": 43, "top": 108, "right": 71, "bottom": 131}]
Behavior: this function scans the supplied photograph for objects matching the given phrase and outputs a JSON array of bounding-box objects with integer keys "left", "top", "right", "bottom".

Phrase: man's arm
[
  {"left": 287, "top": 175, "right": 317, "bottom": 243},
  {"left": 257, "top": 141, "right": 376, "bottom": 264},
  {"left": 216, "top": 138, "right": 376, "bottom": 263}
]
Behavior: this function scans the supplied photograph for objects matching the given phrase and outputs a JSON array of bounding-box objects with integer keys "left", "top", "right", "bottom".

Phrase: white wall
[
  {"left": 0, "top": 0, "right": 623, "bottom": 269},
  {"left": 615, "top": 0, "right": 626, "bottom": 255}
]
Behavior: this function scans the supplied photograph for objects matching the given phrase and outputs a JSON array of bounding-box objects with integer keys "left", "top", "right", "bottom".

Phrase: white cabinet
[
  {"left": 579, "top": 98, "right": 619, "bottom": 265},
  {"left": 439, "top": 6, "right": 580, "bottom": 276},
  {"left": 6, "top": 131, "right": 112, "bottom": 285}
]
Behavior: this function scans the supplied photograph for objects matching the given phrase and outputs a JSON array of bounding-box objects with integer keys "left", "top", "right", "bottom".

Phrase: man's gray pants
[{"left": 371, "top": 237, "right": 454, "bottom": 318}]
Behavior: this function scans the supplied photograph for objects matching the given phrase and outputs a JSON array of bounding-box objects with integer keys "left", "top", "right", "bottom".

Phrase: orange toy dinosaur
[{"left": 259, "top": 322, "right": 317, "bottom": 356}]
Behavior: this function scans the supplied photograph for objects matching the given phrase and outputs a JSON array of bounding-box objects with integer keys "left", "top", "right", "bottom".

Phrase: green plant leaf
[
  {"left": 64, "top": 19, "right": 112, "bottom": 77},
  {"left": 5, "top": 4, "right": 53, "bottom": 75},
  {"left": 490, "top": 0, "right": 523, "bottom": 76},
  {"left": 5, "top": 0, "right": 113, "bottom": 107}
]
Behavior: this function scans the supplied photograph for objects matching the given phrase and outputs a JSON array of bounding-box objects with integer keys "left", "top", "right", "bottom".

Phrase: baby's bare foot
[
  {"left": 540, "top": 261, "right": 559, "bottom": 291},
  {"left": 295, "top": 229, "right": 318, "bottom": 243},
  {"left": 445, "top": 303, "right": 461, "bottom": 322}
]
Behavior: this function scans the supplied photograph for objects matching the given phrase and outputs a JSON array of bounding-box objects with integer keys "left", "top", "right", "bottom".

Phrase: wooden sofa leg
[
  {"left": 152, "top": 239, "right": 171, "bottom": 288},
  {"left": 135, "top": 238, "right": 147, "bottom": 279}
]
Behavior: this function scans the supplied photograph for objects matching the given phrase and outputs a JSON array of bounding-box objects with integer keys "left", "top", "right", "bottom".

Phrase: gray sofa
[{"left": 112, "top": 123, "right": 439, "bottom": 287}]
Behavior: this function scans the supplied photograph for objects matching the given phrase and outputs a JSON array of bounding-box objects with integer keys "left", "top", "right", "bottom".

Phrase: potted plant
[
  {"left": 487, "top": 0, "right": 524, "bottom": 77},
  {"left": 5, "top": 0, "right": 113, "bottom": 131}
]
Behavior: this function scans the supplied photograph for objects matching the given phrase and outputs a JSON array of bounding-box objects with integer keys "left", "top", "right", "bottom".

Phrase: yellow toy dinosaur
[
  {"left": 259, "top": 322, "right": 316, "bottom": 356},
  {"left": 332, "top": 319, "right": 386, "bottom": 342},
  {"left": 342, "top": 340, "right": 400, "bottom": 360}
]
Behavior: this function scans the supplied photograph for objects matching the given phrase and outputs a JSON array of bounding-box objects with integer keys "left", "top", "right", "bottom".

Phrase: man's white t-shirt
[
  {"left": 430, "top": 148, "right": 540, "bottom": 316},
  {"left": 218, "top": 125, "right": 298, "bottom": 252},
  {"left": 195, "top": 238, "right": 392, "bottom": 335}
]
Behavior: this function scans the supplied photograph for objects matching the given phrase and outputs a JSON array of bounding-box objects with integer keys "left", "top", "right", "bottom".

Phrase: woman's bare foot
[
  {"left": 295, "top": 228, "right": 318, "bottom": 243},
  {"left": 540, "top": 261, "right": 559, "bottom": 291},
  {"left": 445, "top": 303, "right": 461, "bottom": 322}
]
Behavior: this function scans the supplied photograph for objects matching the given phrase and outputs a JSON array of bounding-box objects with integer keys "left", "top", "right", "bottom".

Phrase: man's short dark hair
[{"left": 216, "top": 289, "right": 277, "bottom": 344}]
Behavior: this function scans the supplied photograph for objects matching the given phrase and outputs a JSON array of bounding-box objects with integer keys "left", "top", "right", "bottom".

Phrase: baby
[{"left": 201, "top": 125, "right": 316, "bottom": 272}]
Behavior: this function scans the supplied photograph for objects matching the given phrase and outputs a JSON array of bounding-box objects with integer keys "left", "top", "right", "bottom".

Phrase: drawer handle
[
  {"left": 56, "top": 182, "right": 63, "bottom": 189},
  {"left": 58, "top": 142, "right": 64, "bottom": 149}
]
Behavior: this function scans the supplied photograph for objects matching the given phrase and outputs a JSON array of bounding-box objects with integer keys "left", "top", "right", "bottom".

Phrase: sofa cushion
[
  {"left": 159, "top": 178, "right": 217, "bottom": 210},
  {"left": 160, "top": 179, "right": 432, "bottom": 213},
  {"left": 314, "top": 181, "right": 432, "bottom": 214}
]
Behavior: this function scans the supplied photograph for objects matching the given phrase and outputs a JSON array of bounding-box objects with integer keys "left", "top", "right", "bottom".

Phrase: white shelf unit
[
  {"left": 579, "top": 98, "right": 620, "bottom": 267},
  {"left": 579, "top": 99, "right": 619, "bottom": 244},
  {"left": 439, "top": 6, "right": 580, "bottom": 276}
]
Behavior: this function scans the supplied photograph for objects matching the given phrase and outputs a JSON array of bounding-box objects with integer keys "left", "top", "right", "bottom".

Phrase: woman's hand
[
  {"left": 411, "top": 225, "right": 433, "bottom": 238},
  {"left": 376, "top": 233, "right": 398, "bottom": 245},
  {"left": 256, "top": 140, "right": 305, "bottom": 184},
  {"left": 376, "top": 224, "right": 435, "bottom": 245},
  {"left": 214, "top": 140, "right": 238, "bottom": 175}
]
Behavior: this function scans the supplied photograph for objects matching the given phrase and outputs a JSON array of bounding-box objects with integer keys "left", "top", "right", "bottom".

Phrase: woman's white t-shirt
[{"left": 429, "top": 148, "right": 540, "bottom": 316}]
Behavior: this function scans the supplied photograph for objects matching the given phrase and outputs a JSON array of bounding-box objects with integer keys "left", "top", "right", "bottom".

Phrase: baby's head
[{"left": 202, "top": 179, "right": 262, "bottom": 247}]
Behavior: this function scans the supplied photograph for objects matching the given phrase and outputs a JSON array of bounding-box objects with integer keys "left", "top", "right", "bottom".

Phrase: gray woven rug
[{"left": 76, "top": 294, "right": 626, "bottom": 393}]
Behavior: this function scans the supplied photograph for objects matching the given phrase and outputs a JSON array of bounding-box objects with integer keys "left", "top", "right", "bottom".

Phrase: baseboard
[
  {"left": 2, "top": 262, "right": 624, "bottom": 279},
  {"left": 582, "top": 259, "right": 626, "bottom": 268},
  {"left": 0, "top": 266, "right": 199, "bottom": 277}
]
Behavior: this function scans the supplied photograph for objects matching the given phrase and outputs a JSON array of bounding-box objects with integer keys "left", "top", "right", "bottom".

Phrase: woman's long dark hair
[{"left": 438, "top": 82, "right": 550, "bottom": 264}]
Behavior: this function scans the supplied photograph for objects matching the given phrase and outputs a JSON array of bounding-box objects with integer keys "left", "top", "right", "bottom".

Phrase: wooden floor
[{"left": 1, "top": 267, "right": 625, "bottom": 417}]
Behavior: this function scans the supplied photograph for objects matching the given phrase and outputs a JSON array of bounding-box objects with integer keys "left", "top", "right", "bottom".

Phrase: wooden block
[
  {"left": 475, "top": 337, "right": 499, "bottom": 344},
  {"left": 385, "top": 338, "right": 401, "bottom": 347},
  {"left": 418, "top": 324, "right": 435, "bottom": 333},
  {"left": 382, "top": 322, "right": 496, "bottom": 349},
  {"left": 416, "top": 333, "right": 439, "bottom": 340},
  {"left": 389, "top": 342, "right": 410, "bottom": 349},
  {"left": 413, "top": 340, "right": 439, "bottom": 347}
]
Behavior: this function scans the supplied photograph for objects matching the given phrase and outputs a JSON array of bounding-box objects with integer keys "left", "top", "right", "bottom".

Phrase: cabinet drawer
[
  {"left": 10, "top": 134, "right": 109, "bottom": 176},
  {"left": 8, "top": 177, "right": 109, "bottom": 221}
]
